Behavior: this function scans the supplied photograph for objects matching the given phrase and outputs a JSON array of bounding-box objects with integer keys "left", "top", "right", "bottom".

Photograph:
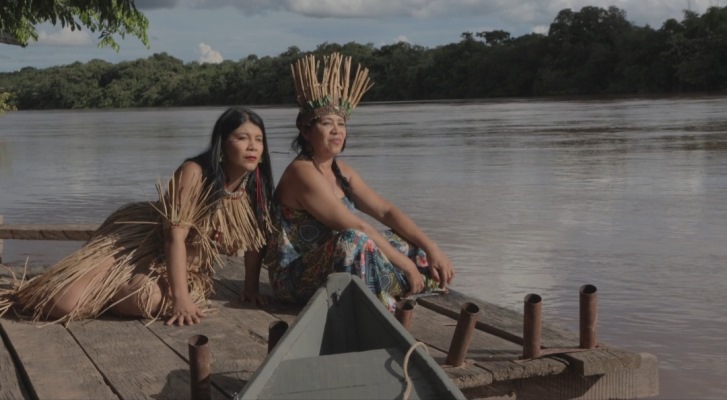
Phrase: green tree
[
  {"left": 476, "top": 30, "right": 512, "bottom": 46},
  {"left": 539, "top": 6, "right": 634, "bottom": 94},
  {"left": 673, "top": 7, "right": 727, "bottom": 90},
  {"left": 0, "top": 92, "right": 16, "bottom": 115},
  {"left": 369, "top": 41, "right": 429, "bottom": 100},
  {"left": 0, "top": 0, "right": 149, "bottom": 51},
  {"left": 2, "top": 5, "right": 727, "bottom": 109}
]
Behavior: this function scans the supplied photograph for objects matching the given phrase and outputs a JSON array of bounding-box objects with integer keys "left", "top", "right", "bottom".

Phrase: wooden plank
[
  {"left": 0, "top": 317, "right": 117, "bottom": 399},
  {"left": 409, "top": 302, "right": 639, "bottom": 387},
  {"left": 410, "top": 304, "right": 522, "bottom": 360},
  {"left": 67, "top": 317, "right": 223, "bottom": 400},
  {"left": 0, "top": 325, "right": 28, "bottom": 400},
  {"left": 557, "top": 346, "right": 642, "bottom": 376},
  {"left": 409, "top": 303, "right": 653, "bottom": 399},
  {"left": 418, "top": 344, "right": 492, "bottom": 391},
  {"left": 0, "top": 235, "right": 658, "bottom": 400},
  {"left": 146, "top": 282, "right": 278, "bottom": 398},
  {"left": 213, "top": 256, "right": 301, "bottom": 326},
  {"left": 417, "top": 290, "right": 578, "bottom": 349},
  {"left": 474, "top": 352, "right": 659, "bottom": 400},
  {"left": 0, "top": 225, "right": 98, "bottom": 241},
  {"left": 408, "top": 303, "right": 568, "bottom": 386}
]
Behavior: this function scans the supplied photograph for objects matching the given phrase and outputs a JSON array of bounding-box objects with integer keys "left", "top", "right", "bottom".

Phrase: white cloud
[
  {"left": 532, "top": 25, "right": 549, "bottom": 35},
  {"left": 396, "top": 35, "right": 410, "bottom": 43},
  {"left": 36, "top": 27, "right": 93, "bottom": 46},
  {"left": 197, "top": 42, "right": 223, "bottom": 64},
  {"left": 187, "top": 0, "right": 286, "bottom": 15},
  {"left": 186, "top": 0, "right": 719, "bottom": 27},
  {"left": 136, "top": 0, "right": 181, "bottom": 10},
  {"left": 284, "top": 0, "right": 454, "bottom": 18}
]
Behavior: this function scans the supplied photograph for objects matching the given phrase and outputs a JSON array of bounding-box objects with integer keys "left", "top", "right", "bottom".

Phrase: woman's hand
[
  {"left": 165, "top": 295, "right": 206, "bottom": 326},
  {"left": 403, "top": 264, "right": 425, "bottom": 297},
  {"left": 427, "top": 247, "right": 455, "bottom": 289},
  {"left": 240, "top": 290, "right": 270, "bottom": 307}
]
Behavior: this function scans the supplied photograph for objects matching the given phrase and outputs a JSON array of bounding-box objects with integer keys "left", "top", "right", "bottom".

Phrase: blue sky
[{"left": 0, "top": 0, "right": 718, "bottom": 72}]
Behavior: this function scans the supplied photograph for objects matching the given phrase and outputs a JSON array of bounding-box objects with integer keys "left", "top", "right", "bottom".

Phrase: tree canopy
[
  {"left": 0, "top": 0, "right": 149, "bottom": 50},
  {"left": 2, "top": 5, "right": 727, "bottom": 110},
  {"left": 0, "top": 92, "right": 16, "bottom": 115}
]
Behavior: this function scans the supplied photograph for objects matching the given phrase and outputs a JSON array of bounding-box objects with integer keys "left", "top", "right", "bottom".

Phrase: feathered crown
[{"left": 291, "top": 52, "right": 374, "bottom": 128}]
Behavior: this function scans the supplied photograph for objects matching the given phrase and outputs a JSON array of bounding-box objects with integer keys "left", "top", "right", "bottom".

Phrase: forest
[{"left": 1, "top": 5, "right": 726, "bottom": 110}]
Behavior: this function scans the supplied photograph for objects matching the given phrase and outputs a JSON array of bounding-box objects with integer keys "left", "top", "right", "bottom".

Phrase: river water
[{"left": 1, "top": 97, "right": 726, "bottom": 399}]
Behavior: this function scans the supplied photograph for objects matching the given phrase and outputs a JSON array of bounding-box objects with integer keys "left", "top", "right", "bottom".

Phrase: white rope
[{"left": 402, "top": 341, "right": 430, "bottom": 400}]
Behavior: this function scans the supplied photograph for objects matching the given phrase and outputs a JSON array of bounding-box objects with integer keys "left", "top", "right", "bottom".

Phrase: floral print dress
[{"left": 264, "top": 197, "right": 441, "bottom": 311}]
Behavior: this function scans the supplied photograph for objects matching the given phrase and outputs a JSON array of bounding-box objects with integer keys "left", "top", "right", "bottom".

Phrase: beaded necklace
[{"left": 223, "top": 172, "right": 249, "bottom": 199}]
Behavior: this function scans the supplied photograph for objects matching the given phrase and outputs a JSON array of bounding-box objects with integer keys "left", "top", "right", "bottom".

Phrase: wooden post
[
  {"left": 446, "top": 302, "right": 480, "bottom": 367},
  {"left": 579, "top": 284, "right": 598, "bottom": 349},
  {"left": 394, "top": 299, "right": 417, "bottom": 331},
  {"left": 188, "top": 335, "right": 211, "bottom": 400},
  {"left": 523, "top": 294, "right": 542, "bottom": 359}
]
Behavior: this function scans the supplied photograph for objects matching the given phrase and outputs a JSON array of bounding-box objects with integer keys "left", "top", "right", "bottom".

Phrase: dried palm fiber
[
  {"left": 291, "top": 52, "right": 374, "bottom": 127},
  {"left": 211, "top": 173, "right": 271, "bottom": 255},
  {"left": 0, "top": 261, "right": 28, "bottom": 318},
  {"left": 0, "top": 170, "right": 266, "bottom": 326}
]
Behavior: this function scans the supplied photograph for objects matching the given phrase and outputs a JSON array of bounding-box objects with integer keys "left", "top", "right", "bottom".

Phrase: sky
[{"left": 0, "top": 0, "right": 722, "bottom": 73}]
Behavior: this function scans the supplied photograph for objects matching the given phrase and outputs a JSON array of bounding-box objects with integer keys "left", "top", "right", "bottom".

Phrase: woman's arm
[
  {"left": 340, "top": 161, "right": 455, "bottom": 288},
  {"left": 164, "top": 161, "right": 207, "bottom": 326},
  {"left": 240, "top": 249, "right": 269, "bottom": 306},
  {"left": 282, "top": 161, "right": 426, "bottom": 295}
]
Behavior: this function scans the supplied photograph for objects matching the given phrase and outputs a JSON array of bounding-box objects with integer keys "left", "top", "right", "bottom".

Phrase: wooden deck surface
[{"left": 0, "top": 230, "right": 659, "bottom": 399}]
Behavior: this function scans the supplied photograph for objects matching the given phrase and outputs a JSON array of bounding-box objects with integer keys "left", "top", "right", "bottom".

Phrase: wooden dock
[{"left": 0, "top": 222, "right": 659, "bottom": 400}]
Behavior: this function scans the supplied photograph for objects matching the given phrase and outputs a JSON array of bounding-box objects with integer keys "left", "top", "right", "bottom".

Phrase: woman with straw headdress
[
  {"left": 264, "top": 53, "right": 455, "bottom": 311},
  {"left": 0, "top": 107, "right": 274, "bottom": 326}
]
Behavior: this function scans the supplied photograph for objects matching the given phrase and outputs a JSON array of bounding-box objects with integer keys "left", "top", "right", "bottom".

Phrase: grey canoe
[{"left": 236, "top": 272, "right": 466, "bottom": 400}]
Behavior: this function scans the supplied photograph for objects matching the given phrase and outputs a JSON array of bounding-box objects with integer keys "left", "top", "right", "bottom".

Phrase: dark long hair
[
  {"left": 291, "top": 113, "right": 352, "bottom": 201},
  {"left": 188, "top": 107, "right": 274, "bottom": 230}
]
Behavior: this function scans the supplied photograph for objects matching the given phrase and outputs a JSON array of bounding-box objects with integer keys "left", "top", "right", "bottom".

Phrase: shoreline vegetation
[{"left": 1, "top": 5, "right": 727, "bottom": 111}]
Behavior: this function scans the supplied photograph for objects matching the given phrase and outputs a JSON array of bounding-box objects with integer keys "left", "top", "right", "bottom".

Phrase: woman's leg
[
  {"left": 332, "top": 229, "right": 441, "bottom": 310},
  {"left": 110, "top": 274, "right": 163, "bottom": 318},
  {"left": 383, "top": 230, "right": 442, "bottom": 292},
  {"left": 41, "top": 257, "right": 115, "bottom": 319},
  {"left": 331, "top": 229, "right": 408, "bottom": 310}
]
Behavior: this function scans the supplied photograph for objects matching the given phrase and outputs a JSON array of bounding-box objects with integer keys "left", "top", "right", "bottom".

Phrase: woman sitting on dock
[
  {"left": 0, "top": 107, "right": 274, "bottom": 326},
  {"left": 264, "top": 52, "right": 455, "bottom": 311}
]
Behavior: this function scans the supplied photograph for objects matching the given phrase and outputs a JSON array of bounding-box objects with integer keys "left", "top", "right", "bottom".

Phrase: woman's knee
[
  {"left": 112, "top": 277, "right": 162, "bottom": 317},
  {"left": 44, "top": 258, "right": 117, "bottom": 319},
  {"left": 43, "top": 292, "right": 80, "bottom": 319},
  {"left": 43, "top": 273, "right": 103, "bottom": 319},
  {"left": 338, "top": 228, "right": 369, "bottom": 241}
]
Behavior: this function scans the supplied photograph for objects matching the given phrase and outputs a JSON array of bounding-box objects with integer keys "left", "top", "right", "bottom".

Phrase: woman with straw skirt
[
  {"left": 0, "top": 107, "right": 274, "bottom": 326},
  {"left": 264, "top": 53, "right": 455, "bottom": 312}
]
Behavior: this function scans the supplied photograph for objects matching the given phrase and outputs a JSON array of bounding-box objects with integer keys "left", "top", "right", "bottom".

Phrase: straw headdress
[{"left": 291, "top": 52, "right": 374, "bottom": 128}]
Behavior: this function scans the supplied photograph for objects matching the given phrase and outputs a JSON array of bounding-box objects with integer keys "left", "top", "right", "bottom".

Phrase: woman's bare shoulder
[
  {"left": 281, "top": 159, "right": 317, "bottom": 181},
  {"left": 276, "top": 159, "right": 319, "bottom": 206},
  {"left": 276, "top": 159, "right": 308, "bottom": 192},
  {"left": 172, "top": 160, "right": 203, "bottom": 180},
  {"left": 177, "top": 160, "right": 203, "bottom": 174}
]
